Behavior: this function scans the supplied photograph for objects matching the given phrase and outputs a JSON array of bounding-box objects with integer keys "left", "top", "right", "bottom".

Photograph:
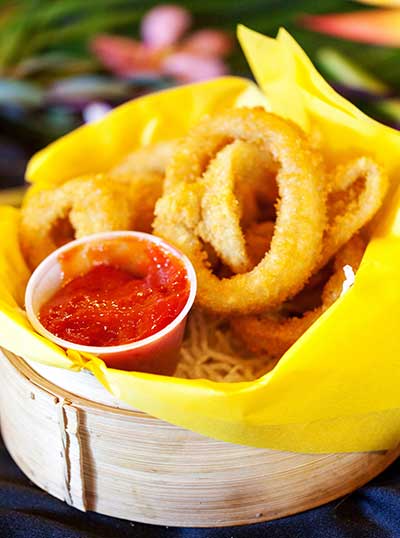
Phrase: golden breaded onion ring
[
  {"left": 110, "top": 140, "right": 178, "bottom": 177},
  {"left": 197, "top": 140, "right": 277, "bottom": 273},
  {"left": 20, "top": 175, "right": 131, "bottom": 269},
  {"left": 321, "top": 156, "right": 388, "bottom": 266},
  {"left": 111, "top": 170, "right": 164, "bottom": 233},
  {"left": 109, "top": 141, "right": 178, "bottom": 234},
  {"left": 154, "top": 107, "right": 326, "bottom": 315},
  {"left": 230, "top": 234, "right": 366, "bottom": 358}
]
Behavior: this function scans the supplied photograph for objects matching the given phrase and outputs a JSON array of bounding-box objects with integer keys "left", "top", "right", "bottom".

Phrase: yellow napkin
[{"left": 1, "top": 28, "right": 400, "bottom": 453}]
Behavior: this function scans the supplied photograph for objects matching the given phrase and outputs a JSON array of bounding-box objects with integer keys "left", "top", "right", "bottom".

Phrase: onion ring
[
  {"left": 111, "top": 170, "right": 164, "bottom": 233},
  {"left": 321, "top": 156, "right": 388, "bottom": 266},
  {"left": 110, "top": 141, "right": 179, "bottom": 233},
  {"left": 230, "top": 234, "right": 366, "bottom": 358},
  {"left": 197, "top": 140, "right": 277, "bottom": 273},
  {"left": 20, "top": 175, "right": 131, "bottom": 269},
  {"left": 110, "top": 140, "right": 178, "bottom": 177},
  {"left": 154, "top": 107, "right": 326, "bottom": 315}
]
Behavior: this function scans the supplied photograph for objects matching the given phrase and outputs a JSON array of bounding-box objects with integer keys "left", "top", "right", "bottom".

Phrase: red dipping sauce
[{"left": 39, "top": 243, "right": 190, "bottom": 348}]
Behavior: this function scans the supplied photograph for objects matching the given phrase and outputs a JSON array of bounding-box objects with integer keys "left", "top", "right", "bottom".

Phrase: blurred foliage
[
  {"left": 1, "top": 0, "right": 400, "bottom": 188},
  {"left": 2, "top": 1, "right": 400, "bottom": 86}
]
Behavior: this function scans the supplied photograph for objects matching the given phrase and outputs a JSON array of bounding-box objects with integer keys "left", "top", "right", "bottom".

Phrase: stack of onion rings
[
  {"left": 154, "top": 107, "right": 327, "bottom": 315},
  {"left": 19, "top": 106, "right": 390, "bottom": 374}
]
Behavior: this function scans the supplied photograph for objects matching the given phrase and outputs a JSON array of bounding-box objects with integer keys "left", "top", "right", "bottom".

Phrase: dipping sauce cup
[{"left": 25, "top": 231, "right": 197, "bottom": 375}]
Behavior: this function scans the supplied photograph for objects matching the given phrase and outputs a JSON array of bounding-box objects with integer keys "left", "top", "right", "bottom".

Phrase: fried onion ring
[
  {"left": 321, "top": 156, "right": 388, "bottom": 266},
  {"left": 20, "top": 175, "right": 131, "bottom": 269},
  {"left": 197, "top": 140, "right": 277, "bottom": 273},
  {"left": 110, "top": 140, "right": 178, "bottom": 177},
  {"left": 111, "top": 170, "right": 164, "bottom": 233},
  {"left": 154, "top": 107, "right": 326, "bottom": 315},
  {"left": 230, "top": 234, "right": 366, "bottom": 358},
  {"left": 110, "top": 141, "right": 179, "bottom": 233}
]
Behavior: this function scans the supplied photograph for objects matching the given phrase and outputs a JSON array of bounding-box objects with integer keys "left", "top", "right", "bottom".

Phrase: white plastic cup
[{"left": 25, "top": 231, "right": 197, "bottom": 375}]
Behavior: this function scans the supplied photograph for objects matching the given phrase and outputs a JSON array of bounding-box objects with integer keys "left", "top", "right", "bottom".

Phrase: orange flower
[{"left": 301, "top": 8, "right": 400, "bottom": 47}]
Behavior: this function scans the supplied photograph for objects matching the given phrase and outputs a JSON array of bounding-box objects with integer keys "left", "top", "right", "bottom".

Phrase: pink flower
[
  {"left": 163, "top": 52, "right": 228, "bottom": 83},
  {"left": 91, "top": 35, "right": 163, "bottom": 77},
  {"left": 141, "top": 5, "right": 192, "bottom": 48},
  {"left": 181, "top": 29, "right": 233, "bottom": 57},
  {"left": 91, "top": 4, "right": 233, "bottom": 82}
]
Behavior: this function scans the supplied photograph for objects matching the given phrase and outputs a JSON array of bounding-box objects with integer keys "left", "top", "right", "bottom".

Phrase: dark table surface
[{"left": 1, "top": 436, "right": 399, "bottom": 538}]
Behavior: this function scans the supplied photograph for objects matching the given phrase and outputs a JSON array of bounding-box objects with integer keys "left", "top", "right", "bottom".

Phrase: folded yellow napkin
[{"left": 1, "top": 27, "right": 400, "bottom": 453}]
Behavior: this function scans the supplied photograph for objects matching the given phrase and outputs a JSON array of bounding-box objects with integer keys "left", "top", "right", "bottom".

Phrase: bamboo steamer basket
[{"left": 0, "top": 348, "right": 398, "bottom": 527}]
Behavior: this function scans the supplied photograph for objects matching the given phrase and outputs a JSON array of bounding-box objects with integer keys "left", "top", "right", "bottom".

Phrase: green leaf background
[
  {"left": 1, "top": 0, "right": 400, "bottom": 191},
  {"left": 0, "top": 0, "right": 399, "bottom": 87}
]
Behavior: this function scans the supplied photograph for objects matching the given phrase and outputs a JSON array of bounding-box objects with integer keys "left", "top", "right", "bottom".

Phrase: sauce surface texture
[{"left": 39, "top": 242, "right": 190, "bottom": 347}]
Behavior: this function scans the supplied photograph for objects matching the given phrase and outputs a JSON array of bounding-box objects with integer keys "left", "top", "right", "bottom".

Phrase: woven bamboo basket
[{"left": 0, "top": 347, "right": 398, "bottom": 528}]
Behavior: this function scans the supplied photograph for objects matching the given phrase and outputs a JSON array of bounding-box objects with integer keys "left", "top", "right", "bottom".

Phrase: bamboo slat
[{"left": 0, "top": 348, "right": 398, "bottom": 527}]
